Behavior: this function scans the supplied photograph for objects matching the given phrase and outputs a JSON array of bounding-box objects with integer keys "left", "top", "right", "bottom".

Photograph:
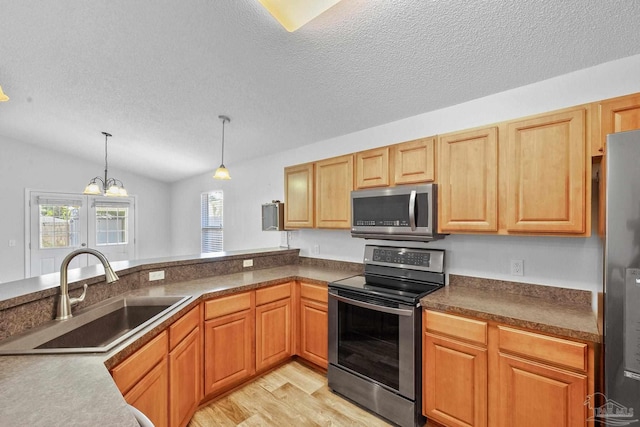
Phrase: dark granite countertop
[
  {"left": 0, "top": 262, "right": 356, "bottom": 427},
  {"left": 420, "top": 274, "right": 600, "bottom": 343}
]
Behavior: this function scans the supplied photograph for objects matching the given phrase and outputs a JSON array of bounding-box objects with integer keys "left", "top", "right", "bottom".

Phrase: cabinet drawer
[
  {"left": 299, "top": 282, "right": 328, "bottom": 303},
  {"left": 169, "top": 305, "right": 200, "bottom": 351},
  {"left": 425, "top": 310, "right": 487, "bottom": 346},
  {"left": 498, "top": 326, "right": 587, "bottom": 372},
  {"left": 256, "top": 283, "right": 291, "bottom": 306},
  {"left": 204, "top": 292, "right": 252, "bottom": 320},
  {"left": 111, "top": 330, "right": 168, "bottom": 395}
]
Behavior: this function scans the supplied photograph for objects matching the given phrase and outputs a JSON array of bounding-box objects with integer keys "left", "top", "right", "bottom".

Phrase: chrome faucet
[{"left": 56, "top": 248, "right": 119, "bottom": 320}]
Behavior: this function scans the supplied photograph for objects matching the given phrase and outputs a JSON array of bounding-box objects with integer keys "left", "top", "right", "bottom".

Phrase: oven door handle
[{"left": 329, "top": 293, "right": 414, "bottom": 316}]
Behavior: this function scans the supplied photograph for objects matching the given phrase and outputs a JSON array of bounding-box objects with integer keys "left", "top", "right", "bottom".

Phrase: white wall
[
  {"left": 0, "top": 135, "right": 172, "bottom": 283},
  {"left": 171, "top": 53, "right": 640, "bottom": 300}
]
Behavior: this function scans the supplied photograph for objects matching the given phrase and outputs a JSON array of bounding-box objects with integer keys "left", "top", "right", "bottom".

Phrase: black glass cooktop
[{"left": 329, "top": 274, "right": 443, "bottom": 304}]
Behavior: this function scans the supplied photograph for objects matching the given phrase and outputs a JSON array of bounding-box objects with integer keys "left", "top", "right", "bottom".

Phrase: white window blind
[{"left": 201, "top": 191, "right": 223, "bottom": 253}]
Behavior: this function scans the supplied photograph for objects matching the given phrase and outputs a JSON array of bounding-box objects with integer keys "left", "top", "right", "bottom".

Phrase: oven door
[{"left": 328, "top": 288, "right": 416, "bottom": 399}]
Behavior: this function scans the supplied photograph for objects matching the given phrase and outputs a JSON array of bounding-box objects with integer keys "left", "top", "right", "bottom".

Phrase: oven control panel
[{"left": 364, "top": 245, "right": 444, "bottom": 273}]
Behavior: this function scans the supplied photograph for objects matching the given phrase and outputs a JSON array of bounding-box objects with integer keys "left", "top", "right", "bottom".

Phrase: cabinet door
[
  {"left": 315, "top": 154, "right": 354, "bottom": 228},
  {"left": 284, "top": 163, "right": 314, "bottom": 228},
  {"left": 599, "top": 92, "right": 640, "bottom": 154},
  {"left": 423, "top": 333, "right": 487, "bottom": 427},
  {"left": 497, "top": 353, "right": 587, "bottom": 427},
  {"left": 438, "top": 127, "right": 498, "bottom": 232},
  {"left": 355, "top": 146, "right": 390, "bottom": 189},
  {"left": 597, "top": 93, "right": 640, "bottom": 234},
  {"left": 124, "top": 357, "right": 169, "bottom": 427},
  {"left": 169, "top": 327, "right": 201, "bottom": 427},
  {"left": 392, "top": 137, "right": 436, "bottom": 185},
  {"left": 299, "top": 298, "right": 328, "bottom": 369},
  {"left": 505, "top": 109, "right": 587, "bottom": 234},
  {"left": 256, "top": 298, "right": 291, "bottom": 372},
  {"left": 203, "top": 309, "right": 254, "bottom": 396}
]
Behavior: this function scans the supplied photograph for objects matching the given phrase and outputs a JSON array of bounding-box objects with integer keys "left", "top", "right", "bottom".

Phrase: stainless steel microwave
[{"left": 351, "top": 184, "right": 445, "bottom": 241}]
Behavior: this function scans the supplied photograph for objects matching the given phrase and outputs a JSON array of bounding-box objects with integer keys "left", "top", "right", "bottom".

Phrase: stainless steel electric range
[{"left": 328, "top": 245, "right": 445, "bottom": 427}]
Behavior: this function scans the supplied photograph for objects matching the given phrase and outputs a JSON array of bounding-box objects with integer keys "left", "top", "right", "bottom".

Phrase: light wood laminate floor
[{"left": 188, "top": 361, "right": 393, "bottom": 426}]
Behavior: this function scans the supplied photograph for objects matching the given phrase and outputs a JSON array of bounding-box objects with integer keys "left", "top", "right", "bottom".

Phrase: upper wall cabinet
[
  {"left": 438, "top": 127, "right": 499, "bottom": 233},
  {"left": 355, "top": 146, "right": 390, "bottom": 189},
  {"left": 315, "top": 154, "right": 354, "bottom": 229},
  {"left": 392, "top": 137, "right": 436, "bottom": 185},
  {"left": 597, "top": 92, "right": 640, "bottom": 235},
  {"left": 598, "top": 92, "right": 640, "bottom": 155},
  {"left": 505, "top": 108, "right": 588, "bottom": 234},
  {"left": 284, "top": 163, "right": 315, "bottom": 229}
]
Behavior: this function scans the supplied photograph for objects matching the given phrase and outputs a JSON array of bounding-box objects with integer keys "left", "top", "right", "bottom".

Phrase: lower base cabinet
[
  {"left": 169, "top": 306, "right": 201, "bottom": 427},
  {"left": 423, "top": 333, "right": 487, "bottom": 427},
  {"left": 497, "top": 353, "right": 587, "bottom": 427},
  {"left": 125, "top": 358, "right": 169, "bottom": 427},
  {"left": 203, "top": 291, "right": 255, "bottom": 396},
  {"left": 298, "top": 282, "right": 328, "bottom": 369},
  {"left": 111, "top": 281, "right": 330, "bottom": 425},
  {"left": 111, "top": 331, "right": 170, "bottom": 427},
  {"left": 423, "top": 310, "right": 595, "bottom": 427}
]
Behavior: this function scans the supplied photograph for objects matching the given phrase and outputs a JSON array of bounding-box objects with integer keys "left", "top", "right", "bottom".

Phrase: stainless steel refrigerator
[{"left": 604, "top": 129, "right": 640, "bottom": 419}]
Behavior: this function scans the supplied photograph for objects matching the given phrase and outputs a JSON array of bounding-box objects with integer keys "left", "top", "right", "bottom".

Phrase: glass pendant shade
[
  {"left": 213, "top": 165, "right": 231, "bottom": 180},
  {"left": 83, "top": 181, "right": 102, "bottom": 195},
  {"left": 0, "top": 85, "right": 8, "bottom": 102},
  {"left": 258, "top": 0, "right": 343, "bottom": 32}
]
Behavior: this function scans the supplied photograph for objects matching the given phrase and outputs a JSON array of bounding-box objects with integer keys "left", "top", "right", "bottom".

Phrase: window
[
  {"left": 38, "top": 198, "right": 82, "bottom": 249},
  {"left": 96, "top": 206, "right": 129, "bottom": 245},
  {"left": 201, "top": 191, "right": 223, "bottom": 253}
]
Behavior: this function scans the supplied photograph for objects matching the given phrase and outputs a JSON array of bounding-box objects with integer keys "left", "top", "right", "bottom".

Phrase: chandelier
[{"left": 83, "top": 132, "right": 128, "bottom": 196}]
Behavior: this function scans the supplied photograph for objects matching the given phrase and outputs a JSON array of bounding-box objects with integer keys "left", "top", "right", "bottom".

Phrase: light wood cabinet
[
  {"left": 423, "top": 310, "right": 595, "bottom": 427},
  {"left": 255, "top": 283, "right": 292, "bottom": 372},
  {"left": 168, "top": 306, "right": 201, "bottom": 427},
  {"left": 298, "top": 281, "right": 328, "bottom": 369},
  {"left": 438, "top": 127, "right": 499, "bottom": 233},
  {"left": 315, "top": 154, "right": 354, "bottom": 228},
  {"left": 284, "top": 162, "right": 315, "bottom": 228},
  {"left": 355, "top": 146, "right": 390, "bottom": 189},
  {"left": 392, "top": 137, "right": 436, "bottom": 185},
  {"left": 111, "top": 331, "right": 169, "bottom": 427},
  {"left": 124, "top": 358, "right": 169, "bottom": 427},
  {"left": 203, "top": 292, "right": 255, "bottom": 396},
  {"left": 597, "top": 92, "right": 640, "bottom": 235},
  {"left": 496, "top": 326, "right": 590, "bottom": 427},
  {"left": 597, "top": 92, "right": 640, "bottom": 155},
  {"left": 423, "top": 311, "right": 488, "bottom": 427},
  {"left": 505, "top": 108, "right": 588, "bottom": 234}
]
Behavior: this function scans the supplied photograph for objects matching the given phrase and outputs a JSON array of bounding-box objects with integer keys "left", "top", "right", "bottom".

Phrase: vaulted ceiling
[{"left": 1, "top": 1, "right": 640, "bottom": 182}]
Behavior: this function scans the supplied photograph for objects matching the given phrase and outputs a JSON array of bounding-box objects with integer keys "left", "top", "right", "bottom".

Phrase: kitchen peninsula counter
[{"left": 0, "top": 253, "right": 360, "bottom": 427}]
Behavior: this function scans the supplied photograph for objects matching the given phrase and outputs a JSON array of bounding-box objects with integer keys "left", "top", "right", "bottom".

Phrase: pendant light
[
  {"left": 83, "top": 132, "right": 128, "bottom": 196},
  {"left": 0, "top": 85, "right": 9, "bottom": 102},
  {"left": 213, "top": 115, "right": 231, "bottom": 180}
]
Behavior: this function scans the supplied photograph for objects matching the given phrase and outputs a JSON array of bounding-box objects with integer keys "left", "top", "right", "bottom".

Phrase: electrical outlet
[
  {"left": 149, "top": 270, "right": 165, "bottom": 281},
  {"left": 510, "top": 259, "right": 524, "bottom": 276},
  {"left": 243, "top": 259, "right": 253, "bottom": 268}
]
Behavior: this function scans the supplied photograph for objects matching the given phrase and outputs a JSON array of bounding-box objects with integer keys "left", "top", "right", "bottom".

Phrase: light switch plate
[{"left": 243, "top": 259, "right": 253, "bottom": 268}]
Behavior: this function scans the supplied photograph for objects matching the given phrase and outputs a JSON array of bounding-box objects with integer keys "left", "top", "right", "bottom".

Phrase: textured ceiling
[{"left": 1, "top": 0, "right": 640, "bottom": 182}]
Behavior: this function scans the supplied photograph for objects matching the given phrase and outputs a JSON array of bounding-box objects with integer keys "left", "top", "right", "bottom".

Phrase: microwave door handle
[{"left": 409, "top": 190, "right": 417, "bottom": 231}]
